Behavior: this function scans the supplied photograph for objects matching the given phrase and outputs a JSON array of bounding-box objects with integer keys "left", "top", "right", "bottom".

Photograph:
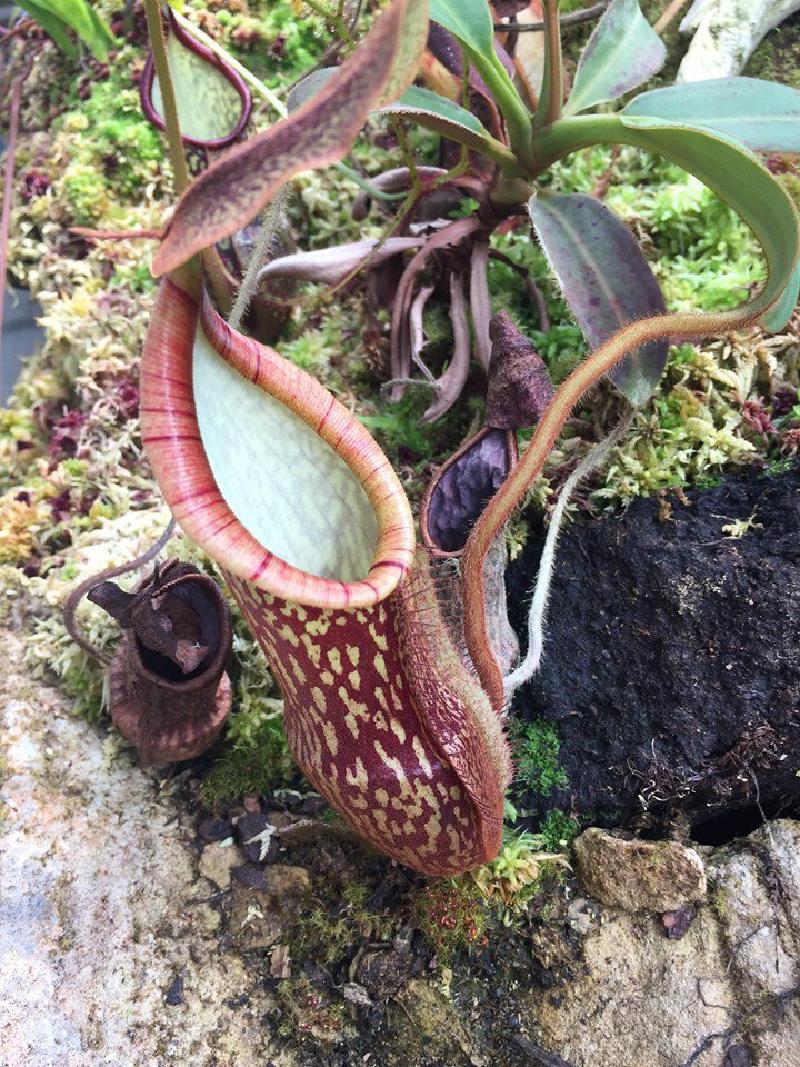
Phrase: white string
[{"left": 503, "top": 408, "right": 634, "bottom": 699}]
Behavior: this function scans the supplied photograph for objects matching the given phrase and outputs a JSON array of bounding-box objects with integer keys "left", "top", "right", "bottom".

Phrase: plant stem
[
  {"left": 494, "top": 2, "right": 608, "bottom": 32},
  {"left": 467, "top": 48, "right": 535, "bottom": 170},
  {"left": 654, "top": 0, "right": 690, "bottom": 34},
  {"left": 228, "top": 186, "right": 289, "bottom": 331},
  {"left": 533, "top": 0, "right": 563, "bottom": 131},
  {"left": 144, "top": 0, "right": 190, "bottom": 197}
]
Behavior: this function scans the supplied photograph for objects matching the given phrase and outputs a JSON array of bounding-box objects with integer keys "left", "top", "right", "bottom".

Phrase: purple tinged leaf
[
  {"left": 153, "top": 0, "right": 429, "bottom": 277},
  {"left": 529, "top": 191, "right": 668, "bottom": 406},
  {"left": 423, "top": 271, "right": 472, "bottom": 422},
  {"left": 257, "top": 237, "right": 422, "bottom": 288},
  {"left": 469, "top": 241, "right": 492, "bottom": 372},
  {"left": 564, "top": 0, "right": 666, "bottom": 116}
]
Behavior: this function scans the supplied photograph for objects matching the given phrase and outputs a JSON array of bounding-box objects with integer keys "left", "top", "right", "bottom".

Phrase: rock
[
  {"left": 342, "top": 982, "right": 372, "bottom": 1008},
  {"left": 678, "top": 0, "right": 800, "bottom": 82},
  {"left": 355, "top": 948, "right": 414, "bottom": 1001},
  {"left": 0, "top": 630, "right": 285, "bottom": 1067},
  {"left": 229, "top": 865, "right": 311, "bottom": 951},
  {"left": 573, "top": 829, "right": 707, "bottom": 912},
  {"left": 236, "top": 811, "right": 278, "bottom": 864},
  {"left": 509, "top": 469, "right": 800, "bottom": 830},
  {"left": 566, "top": 897, "right": 600, "bottom": 937},
  {"left": 526, "top": 821, "right": 800, "bottom": 1067},
  {"left": 198, "top": 840, "right": 242, "bottom": 890}
]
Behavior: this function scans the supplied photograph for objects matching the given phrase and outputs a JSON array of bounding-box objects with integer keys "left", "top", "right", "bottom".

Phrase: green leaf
[
  {"left": 529, "top": 192, "right": 668, "bottom": 405},
  {"left": 624, "top": 78, "right": 800, "bottom": 154},
  {"left": 564, "top": 0, "right": 666, "bottom": 116},
  {"left": 761, "top": 262, "right": 800, "bottom": 332},
  {"left": 537, "top": 114, "right": 800, "bottom": 321},
  {"left": 21, "top": 0, "right": 115, "bottom": 60},
  {"left": 154, "top": 0, "right": 429, "bottom": 275},
  {"left": 382, "top": 85, "right": 519, "bottom": 169},
  {"left": 18, "top": 0, "right": 77, "bottom": 55},
  {"left": 429, "top": 0, "right": 495, "bottom": 61}
]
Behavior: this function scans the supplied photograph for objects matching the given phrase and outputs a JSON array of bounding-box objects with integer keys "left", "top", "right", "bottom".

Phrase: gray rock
[
  {"left": 0, "top": 630, "right": 286, "bottom": 1067},
  {"left": 573, "top": 829, "right": 707, "bottom": 912},
  {"left": 198, "top": 840, "right": 242, "bottom": 890}
]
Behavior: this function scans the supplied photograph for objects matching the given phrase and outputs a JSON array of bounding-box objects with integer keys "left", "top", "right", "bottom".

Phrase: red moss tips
[
  {"left": 140, "top": 279, "right": 415, "bottom": 610},
  {"left": 140, "top": 7, "right": 252, "bottom": 149}
]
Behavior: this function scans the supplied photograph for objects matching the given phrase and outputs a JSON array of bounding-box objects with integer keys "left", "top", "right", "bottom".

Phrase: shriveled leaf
[
  {"left": 424, "top": 428, "right": 513, "bottom": 552},
  {"left": 762, "top": 261, "right": 800, "bottom": 333},
  {"left": 382, "top": 85, "right": 516, "bottom": 167},
  {"left": 624, "top": 78, "right": 800, "bottom": 154},
  {"left": 153, "top": 0, "right": 428, "bottom": 277},
  {"left": 258, "top": 237, "right": 422, "bottom": 287},
  {"left": 529, "top": 191, "right": 667, "bottom": 405},
  {"left": 539, "top": 116, "right": 800, "bottom": 322},
  {"left": 423, "top": 271, "right": 471, "bottom": 422},
  {"left": 564, "top": 0, "right": 666, "bottom": 116},
  {"left": 145, "top": 13, "right": 251, "bottom": 147}
]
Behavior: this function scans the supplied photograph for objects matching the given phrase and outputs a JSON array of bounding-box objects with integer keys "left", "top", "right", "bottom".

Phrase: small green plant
[
  {"left": 512, "top": 718, "right": 569, "bottom": 796},
  {"left": 411, "top": 878, "right": 488, "bottom": 959}
]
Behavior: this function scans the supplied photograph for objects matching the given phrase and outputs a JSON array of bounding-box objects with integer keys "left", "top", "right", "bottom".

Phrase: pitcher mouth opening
[{"left": 140, "top": 279, "right": 415, "bottom": 610}]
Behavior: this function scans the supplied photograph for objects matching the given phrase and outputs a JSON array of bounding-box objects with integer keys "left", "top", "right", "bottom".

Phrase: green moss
[
  {"left": 512, "top": 718, "right": 569, "bottom": 797},
  {"left": 538, "top": 809, "right": 581, "bottom": 852},
  {"left": 411, "top": 878, "right": 488, "bottom": 960},
  {"left": 199, "top": 716, "right": 293, "bottom": 808}
]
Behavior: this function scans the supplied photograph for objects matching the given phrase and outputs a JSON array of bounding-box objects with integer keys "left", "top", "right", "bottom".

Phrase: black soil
[{"left": 507, "top": 465, "right": 800, "bottom": 841}]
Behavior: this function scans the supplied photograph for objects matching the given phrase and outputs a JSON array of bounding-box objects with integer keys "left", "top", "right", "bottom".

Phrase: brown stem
[
  {"left": 494, "top": 2, "right": 608, "bottom": 32},
  {"left": 70, "top": 227, "right": 164, "bottom": 240},
  {"left": 654, "top": 0, "right": 690, "bottom": 34},
  {"left": 488, "top": 250, "right": 550, "bottom": 331},
  {"left": 539, "top": 0, "right": 564, "bottom": 129},
  {"left": 63, "top": 519, "right": 176, "bottom": 665}
]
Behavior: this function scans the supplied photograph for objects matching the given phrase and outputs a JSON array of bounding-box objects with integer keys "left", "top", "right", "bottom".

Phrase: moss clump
[
  {"left": 538, "top": 809, "right": 581, "bottom": 852},
  {"left": 512, "top": 718, "right": 569, "bottom": 797},
  {"left": 411, "top": 879, "right": 488, "bottom": 960},
  {"left": 199, "top": 716, "right": 293, "bottom": 808},
  {"left": 56, "top": 77, "right": 165, "bottom": 226}
]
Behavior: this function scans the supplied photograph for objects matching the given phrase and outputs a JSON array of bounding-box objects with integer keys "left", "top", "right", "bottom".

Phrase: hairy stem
[
  {"left": 503, "top": 408, "right": 633, "bottom": 698},
  {"left": 228, "top": 185, "right": 289, "bottom": 331},
  {"left": 463, "top": 302, "right": 773, "bottom": 708}
]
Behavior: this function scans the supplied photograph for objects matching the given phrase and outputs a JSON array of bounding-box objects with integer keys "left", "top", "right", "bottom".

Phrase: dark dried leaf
[{"left": 486, "top": 311, "right": 553, "bottom": 428}]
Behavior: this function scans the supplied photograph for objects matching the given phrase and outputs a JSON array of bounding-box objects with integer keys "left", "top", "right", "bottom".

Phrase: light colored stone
[
  {"left": 0, "top": 630, "right": 286, "bottom": 1067},
  {"left": 574, "top": 828, "right": 707, "bottom": 912},
  {"left": 527, "top": 822, "right": 800, "bottom": 1067},
  {"left": 198, "top": 839, "right": 241, "bottom": 890},
  {"left": 678, "top": 0, "right": 800, "bottom": 82}
]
